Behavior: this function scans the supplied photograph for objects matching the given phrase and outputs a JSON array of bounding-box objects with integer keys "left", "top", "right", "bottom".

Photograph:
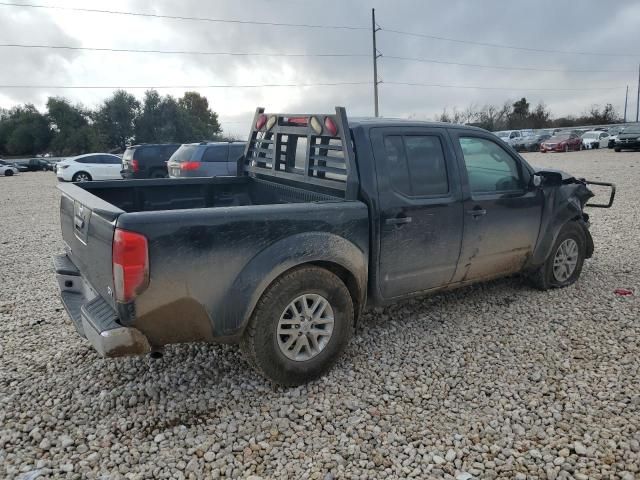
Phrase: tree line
[
  {"left": 435, "top": 98, "right": 622, "bottom": 131},
  {"left": 0, "top": 90, "right": 222, "bottom": 156}
]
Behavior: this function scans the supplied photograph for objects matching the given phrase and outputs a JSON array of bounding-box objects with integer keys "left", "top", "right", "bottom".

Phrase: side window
[
  {"left": 83, "top": 156, "right": 100, "bottom": 164},
  {"left": 229, "top": 144, "right": 245, "bottom": 161},
  {"left": 383, "top": 136, "right": 412, "bottom": 195},
  {"left": 383, "top": 135, "right": 449, "bottom": 197},
  {"left": 458, "top": 137, "right": 525, "bottom": 194},
  {"left": 202, "top": 145, "right": 228, "bottom": 162},
  {"left": 105, "top": 155, "right": 121, "bottom": 164},
  {"left": 404, "top": 136, "right": 448, "bottom": 196}
]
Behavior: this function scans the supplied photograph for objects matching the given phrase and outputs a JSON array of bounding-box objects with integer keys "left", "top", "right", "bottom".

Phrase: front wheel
[
  {"left": 5, "top": 169, "right": 14, "bottom": 176},
  {"left": 240, "top": 266, "right": 354, "bottom": 386},
  {"left": 528, "top": 222, "right": 586, "bottom": 290}
]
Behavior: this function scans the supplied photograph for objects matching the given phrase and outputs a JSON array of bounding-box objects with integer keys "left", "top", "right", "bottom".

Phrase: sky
[{"left": 1, "top": 0, "right": 639, "bottom": 137}]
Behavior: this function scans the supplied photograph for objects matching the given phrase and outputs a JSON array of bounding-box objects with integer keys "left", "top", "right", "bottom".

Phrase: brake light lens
[
  {"left": 256, "top": 114, "right": 267, "bottom": 130},
  {"left": 131, "top": 159, "right": 139, "bottom": 173},
  {"left": 324, "top": 116, "right": 338, "bottom": 137},
  {"left": 112, "top": 229, "right": 149, "bottom": 303},
  {"left": 180, "top": 161, "right": 201, "bottom": 171},
  {"left": 286, "top": 116, "right": 308, "bottom": 126}
]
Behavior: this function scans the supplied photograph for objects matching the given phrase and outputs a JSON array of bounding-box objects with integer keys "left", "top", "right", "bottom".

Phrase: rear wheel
[
  {"left": 614, "top": 148, "right": 621, "bottom": 152},
  {"left": 5, "top": 169, "right": 14, "bottom": 176},
  {"left": 72, "top": 171, "right": 92, "bottom": 182},
  {"left": 240, "top": 266, "right": 354, "bottom": 386},
  {"left": 529, "top": 222, "right": 586, "bottom": 290}
]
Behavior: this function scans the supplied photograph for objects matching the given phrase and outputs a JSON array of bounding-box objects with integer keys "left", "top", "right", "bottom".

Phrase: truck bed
[{"left": 72, "top": 176, "right": 341, "bottom": 213}]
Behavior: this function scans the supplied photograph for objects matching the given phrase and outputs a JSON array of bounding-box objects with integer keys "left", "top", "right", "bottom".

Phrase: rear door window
[
  {"left": 383, "top": 135, "right": 449, "bottom": 197},
  {"left": 203, "top": 145, "right": 229, "bottom": 162},
  {"left": 103, "top": 155, "right": 121, "bottom": 164},
  {"left": 170, "top": 145, "right": 199, "bottom": 163}
]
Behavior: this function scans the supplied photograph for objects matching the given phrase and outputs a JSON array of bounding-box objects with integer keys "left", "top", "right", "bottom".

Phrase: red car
[{"left": 540, "top": 133, "right": 583, "bottom": 153}]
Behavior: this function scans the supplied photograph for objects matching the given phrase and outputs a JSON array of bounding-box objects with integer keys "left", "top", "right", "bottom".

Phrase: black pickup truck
[{"left": 54, "top": 107, "right": 614, "bottom": 385}]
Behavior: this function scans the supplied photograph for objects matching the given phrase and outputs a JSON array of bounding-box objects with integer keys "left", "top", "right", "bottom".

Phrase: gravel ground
[{"left": 0, "top": 149, "right": 638, "bottom": 480}]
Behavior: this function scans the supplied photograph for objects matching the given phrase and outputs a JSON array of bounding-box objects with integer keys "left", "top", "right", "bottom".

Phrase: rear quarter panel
[{"left": 116, "top": 201, "right": 369, "bottom": 344}]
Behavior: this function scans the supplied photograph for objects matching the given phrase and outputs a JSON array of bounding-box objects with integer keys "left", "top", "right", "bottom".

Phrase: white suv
[{"left": 56, "top": 153, "right": 123, "bottom": 182}]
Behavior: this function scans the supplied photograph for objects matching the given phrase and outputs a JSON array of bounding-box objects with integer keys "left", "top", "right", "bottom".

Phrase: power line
[
  {"left": 0, "top": 43, "right": 368, "bottom": 58},
  {"left": 385, "top": 81, "right": 625, "bottom": 92},
  {"left": 383, "top": 55, "right": 637, "bottom": 74},
  {"left": 382, "top": 28, "right": 639, "bottom": 58},
  {"left": 0, "top": 81, "right": 371, "bottom": 89},
  {"left": 0, "top": 2, "right": 368, "bottom": 30}
]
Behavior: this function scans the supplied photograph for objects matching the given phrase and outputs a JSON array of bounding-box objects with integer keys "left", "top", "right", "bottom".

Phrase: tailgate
[{"left": 58, "top": 182, "right": 124, "bottom": 309}]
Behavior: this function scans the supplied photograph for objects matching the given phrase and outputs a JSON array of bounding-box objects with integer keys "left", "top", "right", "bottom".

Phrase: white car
[
  {"left": 0, "top": 162, "right": 19, "bottom": 176},
  {"left": 56, "top": 153, "right": 123, "bottom": 182},
  {"left": 581, "top": 131, "right": 610, "bottom": 149},
  {"left": 494, "top": 130, "right": 523, "bottom": 146}
]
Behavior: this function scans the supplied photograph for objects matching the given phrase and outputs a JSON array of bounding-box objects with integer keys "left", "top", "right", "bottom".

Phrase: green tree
[
  {"left": 0, "top": 104, "right": 52, "bottom": 155},
  {"left": 507, "top": 97, "right": 530, "bottom": 129},
  {"left": 46, "top": 97, "right": 99, "bottom": 155},
  {"left": 95, "top": 90, "right": 140, "bottom": 151},
  {"left": 178, "top": 91, "right": 221, "bottom": 141},
  {"left": 528, "top": 102, "right": 552, "bottom": 129}
]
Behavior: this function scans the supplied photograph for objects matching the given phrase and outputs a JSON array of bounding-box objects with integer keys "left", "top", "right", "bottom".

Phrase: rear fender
[{"left": 213, "top": 232, "right": 367, "bottom": 337}]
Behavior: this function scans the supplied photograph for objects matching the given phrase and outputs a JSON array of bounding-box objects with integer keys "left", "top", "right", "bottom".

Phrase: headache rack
[{"left": 242, "top": 107, "right": 359, "bottom": 200}]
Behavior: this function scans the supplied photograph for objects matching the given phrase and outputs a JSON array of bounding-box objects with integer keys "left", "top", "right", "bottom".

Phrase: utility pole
[
  {"left": 624, "top": 85, "right": 628, "bottom": 122},
  {"left": 371, "top": 8, "right": 381, "bottom": 117},
  {"left": 636, "top": 63, "right": 640, "bottom": 122}
]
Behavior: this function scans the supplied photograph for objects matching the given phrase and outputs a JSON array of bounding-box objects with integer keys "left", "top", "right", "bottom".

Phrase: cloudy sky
[{"left": 1, "top": 0, "right": 639, "bottom": 136}]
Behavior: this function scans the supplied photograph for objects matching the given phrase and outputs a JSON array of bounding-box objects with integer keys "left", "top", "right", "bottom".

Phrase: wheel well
[
  {"left": 307, "top": 261, "right": 363, "bottom": 322},
  {"left": 73, "top": 171, "right": 91, "bottom": 179}
]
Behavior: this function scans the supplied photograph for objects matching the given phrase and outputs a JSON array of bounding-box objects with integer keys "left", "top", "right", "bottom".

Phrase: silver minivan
[{"left": 167, "top": 142, "right": 246, "bottom": 178}]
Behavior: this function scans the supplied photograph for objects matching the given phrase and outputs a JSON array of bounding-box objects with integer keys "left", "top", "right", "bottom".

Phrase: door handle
[
  {"left": 385, "top": 215, "right": 412, "bottom": 226},
  {"left": 466, "top": 207, "right": 487, "bottom": 217}
]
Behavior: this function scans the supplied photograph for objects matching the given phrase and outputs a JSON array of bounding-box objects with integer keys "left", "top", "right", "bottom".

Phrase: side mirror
[
  {"left": 532, "top": 174, "right": 542, "bottom": 188},
  {"left": 535, "top": 170, "right": 563, "bottom": 187}
]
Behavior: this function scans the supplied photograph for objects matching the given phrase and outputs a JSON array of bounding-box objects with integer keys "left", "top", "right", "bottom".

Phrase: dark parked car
[
  {"left": 614, "top": 125, "right": 640, "bottom": 152},
  {"left": 540, "top": 133, "right": 583, "bottom": 152},
  {"left": 121, "top": 144, "right": 181, "bottom": 179},
  {"left": 513, "top": 134, "right": 551, "bottom": 152},
  {"left": 13, "top": 158, "right": 52, "bottom": 171},
  {"left": 167, "top": 142, "right": 246, "bottom": 178},
  {"left": 54, "top": 107, "right": 614, "bottom": 385}
]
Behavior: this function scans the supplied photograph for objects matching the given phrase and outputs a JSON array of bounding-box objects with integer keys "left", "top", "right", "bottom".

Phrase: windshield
[
  {"left": 550, "top": 134, "right": 570, "bottom": 141},
  {"left": 169, "top": 144, "right": 199, "bottom": 162},
  {"left": 623, "top": 126, "right": 640, "bottom": 134}
]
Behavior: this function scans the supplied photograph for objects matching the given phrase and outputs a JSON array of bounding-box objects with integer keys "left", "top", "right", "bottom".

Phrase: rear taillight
[
  {"left": 131, "top": 159, "right": 139, "bottom": 172},
  {"left": 324, "top": 117, "right": 338, "bottom": 137},
  {"left": 180, "top": 161, "right": 200, "bottom": 171},
  {"left": 112, "top": 228, "right": 149, "bottom": 303}
]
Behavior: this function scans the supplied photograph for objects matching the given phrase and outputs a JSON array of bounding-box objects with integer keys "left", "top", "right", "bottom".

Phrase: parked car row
[
  {"left": 54, "top": 141, "right": 248, "bottom": 182},
  {"left": 494, "top": 125, "right": 640, "bottom": 153}
]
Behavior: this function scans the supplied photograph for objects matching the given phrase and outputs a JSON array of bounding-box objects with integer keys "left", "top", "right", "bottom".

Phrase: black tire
[
  {"left": 72, "top": 171, "right": 92, "bottom": 182},
  {"left": 240, "top": 266, "right": 354, "bottom": 386},
  {"left": 150, "top": 170, "right": 167, "bottom": 179},
  {"left": 5, "top": 169, "right": 14, "bottom": 176},
  {"left": 529, "top": 222, "right": 586, "bottom": 290},
  {"left": 614, "top": 148, "right": 621, "bottom": 152}
]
